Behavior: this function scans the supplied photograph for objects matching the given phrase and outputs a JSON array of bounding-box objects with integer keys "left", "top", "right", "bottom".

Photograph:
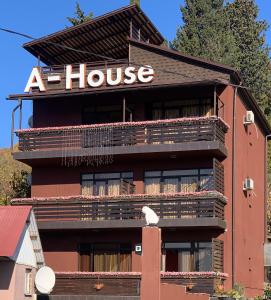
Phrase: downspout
[
  {"left": 11, "top": 99, "right": 22, "bottom": 151},
  {"left": 232, "top": 86, "right": 238, "bottom": 288},
  {"left": 265, "top": 134, "right": 271, "bottom": 242}
]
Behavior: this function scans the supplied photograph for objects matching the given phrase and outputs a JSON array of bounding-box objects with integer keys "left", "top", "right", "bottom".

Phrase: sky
[{"left": 0, "top": 0, "right": 270, "bottom": 148}]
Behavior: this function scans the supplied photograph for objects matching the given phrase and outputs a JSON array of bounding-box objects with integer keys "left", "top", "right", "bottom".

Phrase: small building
[{"left": 0, "top": 206, "right": 44, "bottom": 300}]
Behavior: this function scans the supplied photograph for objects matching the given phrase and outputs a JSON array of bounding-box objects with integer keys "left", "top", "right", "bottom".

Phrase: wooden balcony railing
[
  {"left": 11, "top": 192, "right": 226, "bottom": 227},
  {"left": 15, "top": 117, "right": 228, "bottom": 154},
  {"left": 51, "top": 271, "right": 227, "bottom": 296}
]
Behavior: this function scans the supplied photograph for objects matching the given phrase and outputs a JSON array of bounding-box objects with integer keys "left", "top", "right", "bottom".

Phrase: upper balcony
[{"left": 13, "top": 116, "right": 228, "bottom": 165}]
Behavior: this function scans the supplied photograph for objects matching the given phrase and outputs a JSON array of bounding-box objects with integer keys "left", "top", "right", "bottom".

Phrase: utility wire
[{"left": 0, "top": 26, "right": 251, "bottom": 90}]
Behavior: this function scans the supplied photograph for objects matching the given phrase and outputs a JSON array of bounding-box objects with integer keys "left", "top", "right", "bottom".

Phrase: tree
[
  {"left": 172, "top": 0, "right": 240, "bottom": 68},
  {"left": 130, "top": 0, "right": 140, "bottom": 6},
  {"left": 9, "top": 170, "right": 31, "bottom": 199},
  {"left": 225, "top": 0, "right": 271, "bottom": 117},
  {"left": 0, "top": 147, "right": 31, "bottom": 205},
  {"left": 67, "top": 2, "right": 93, "bottom": 26}
]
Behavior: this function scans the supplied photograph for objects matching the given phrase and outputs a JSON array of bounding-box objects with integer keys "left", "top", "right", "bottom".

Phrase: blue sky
[{"left": 0, "top": 0, "right": 270, "bottom": 148}]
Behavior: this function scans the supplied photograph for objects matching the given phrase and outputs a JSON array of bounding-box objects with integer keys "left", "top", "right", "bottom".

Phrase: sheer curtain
[
  {"left": 96, "top": 182, "right": 106, "bottom": 196},
  {"left": 108, "top": 180, "right": 120, "bottom": 196},
  {"left": 120, "top": 253, "right": 132, "bottom": 272},
  {"left": 180, "top": 177, "right": 198, "bottom": 218},
  {"left": 82, "top": 181, "right": 93, "bottom": 196},
  {"left": 164, "top": 178, "right": 178, "bottom": 193},
  {"left": 145, "top": 178, "right": 161, "bottom": 194},
  {"left": 179, "top": 250, "right": 191, "bottom": 272},
  {"left": 180, "top": 177, "right": 198, "bottom": 192}
]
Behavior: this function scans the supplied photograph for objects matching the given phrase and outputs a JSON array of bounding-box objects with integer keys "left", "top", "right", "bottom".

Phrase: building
[
  {"left": 0, "top": 206, "right": 44, "bottom": 300},
  {"left": 9, "top": 4, "right": 270, "bottom": 298}
]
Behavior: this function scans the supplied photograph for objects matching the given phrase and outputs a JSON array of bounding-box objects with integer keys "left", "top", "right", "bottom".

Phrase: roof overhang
[{"left": 23, "top": 4, "right": 164, "bottom": 65}]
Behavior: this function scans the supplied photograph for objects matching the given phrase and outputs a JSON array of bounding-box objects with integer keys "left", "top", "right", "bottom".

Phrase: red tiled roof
[{"left": 0, "top": 206, "right": 32, "bottom": 258}]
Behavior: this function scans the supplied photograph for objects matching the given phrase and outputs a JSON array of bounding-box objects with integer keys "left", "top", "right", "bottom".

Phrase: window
[
  {"left": 82, "top": 104, "right": 130, "bottom": 124},
  {"left": 79, "top": 243, "right": 132, "bottom": 272},
  {"left": 162, "top": 242, "right": 212, "bottom": 272},
  {"left": 24, "top": 269, "right": 32, "bottom": 296},
  {"left": 148, "top": 99, "right": 213, "bottom": 120},
  {"left": 144, "top": 169, "right": 213, "bottom": 194},
  {"left": 81, "top": 172, "right": 133, "bottom": 196}
]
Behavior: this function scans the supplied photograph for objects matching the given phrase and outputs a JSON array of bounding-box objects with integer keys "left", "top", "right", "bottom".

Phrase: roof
[
  {"left": 0, "top": 206, "right": 32, "bottom": 258},
  {"left": 23, "top": 4, "right": 164, "bottom": 65}
]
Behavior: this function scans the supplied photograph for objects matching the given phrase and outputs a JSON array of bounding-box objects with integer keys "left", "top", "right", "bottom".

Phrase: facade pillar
[{"left": 140, "top": 226, "right": 161, "bottom": 300}]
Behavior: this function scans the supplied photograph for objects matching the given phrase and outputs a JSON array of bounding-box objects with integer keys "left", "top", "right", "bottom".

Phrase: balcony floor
[
  {"left": 38, "top": 217, "right": 226, "bottom": 231},
  {"left": 13, "top": 140, "right": 227, "bottom": 166}
]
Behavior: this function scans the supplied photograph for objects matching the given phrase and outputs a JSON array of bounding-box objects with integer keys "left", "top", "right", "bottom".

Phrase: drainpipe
[
  {"left": 232, "top": 86, "right": 238, "bottom": 288},
  {"left": 11, "top": 99, "right": 22, "bottom": 151},
  {"left": 265, "top": 134, "right": 271, "bottom": 242}
]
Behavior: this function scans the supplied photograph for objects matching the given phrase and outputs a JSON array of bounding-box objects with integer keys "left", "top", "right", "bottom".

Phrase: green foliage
[
  {"left": 264, "top": 284, "right": 271, "bottom": 299},
  {"left": 172, "top": 0, "right": 240, "bottom": 67},
  {"left": 10, "top": 170, "right": 31, "bottom": 199},
  {"left": 225, "top": 0, "right": 271, "bottom": 118},
  {"left": 227, "top": 284, "right": 245, "bottom": 300},
  {"left": 172, "top": 0, "right": 271, "bottom": 120},
  {"left": 67, "top": 1, "right": 93, "bottom": 26},
  {"left": 130, "top": 0, "right": 140, "bottom": 6},
  {"left": 0, "top": 147, "right": 31, "bottom": 205}
]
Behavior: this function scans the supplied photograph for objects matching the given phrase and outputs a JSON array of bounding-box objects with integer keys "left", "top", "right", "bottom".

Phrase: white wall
[{"left": 12, "top": 224, "right": 37, "bottom": 268}]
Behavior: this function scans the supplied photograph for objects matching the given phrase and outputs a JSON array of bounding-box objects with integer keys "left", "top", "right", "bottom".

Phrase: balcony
[
  {"left": 48, "top": 271, "right": 227, "bottom": 297},
  {"left": 13, "top": 117, "right": 228, "bottom": 164},
  {"left": 11, "top": 191, "right": 227, "bottom": 230}
]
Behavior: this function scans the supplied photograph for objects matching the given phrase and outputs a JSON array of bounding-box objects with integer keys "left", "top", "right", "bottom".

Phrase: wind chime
[{"left": 61, "top": 125, "right": 114, "bottom": 167}]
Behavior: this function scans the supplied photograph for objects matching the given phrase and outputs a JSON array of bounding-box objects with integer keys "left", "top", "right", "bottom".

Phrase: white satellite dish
[{"left": 35, "top": 266, "right": 56, "bottom": 294}]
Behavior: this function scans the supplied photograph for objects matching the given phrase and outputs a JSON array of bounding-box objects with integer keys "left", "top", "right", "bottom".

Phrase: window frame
[
  {"left": 144, "top": 168, "right": 214, "bottom": 194},
  {"left": 81, "top": 171, "right": 133, "bottom": 196},
  {"left": 78, "top": 243, "right": 132, "bottom": 272}
]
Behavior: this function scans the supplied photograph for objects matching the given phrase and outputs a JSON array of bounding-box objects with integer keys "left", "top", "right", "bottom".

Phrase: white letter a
[{"left": 24, "top": 67, "right": 46, "bottom": 92}]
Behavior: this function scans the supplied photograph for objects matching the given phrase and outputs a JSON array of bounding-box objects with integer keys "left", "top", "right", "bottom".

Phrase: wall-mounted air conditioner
[
  {"left": 243, "top": 178, "right": 254, "bottom": 191},
  {"left": 244, "top": 111, "right": 255, "bottom": 125}
]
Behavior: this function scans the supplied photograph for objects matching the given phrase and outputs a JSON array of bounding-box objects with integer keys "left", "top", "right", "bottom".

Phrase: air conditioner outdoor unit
[
  {"left": 243, "top": 178, "right": 254, "bottom": 191},
  {"left": 244, "top": 111, "right": 255, "bottom": 125}
]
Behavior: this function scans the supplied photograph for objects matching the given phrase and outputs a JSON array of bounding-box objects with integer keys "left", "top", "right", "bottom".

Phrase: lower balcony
[
  {"left": 46, "top": 272, "right": 227, "bottom": 297},
  {"left": 12, "top": 191, "right": 227, "bottom": 230}
]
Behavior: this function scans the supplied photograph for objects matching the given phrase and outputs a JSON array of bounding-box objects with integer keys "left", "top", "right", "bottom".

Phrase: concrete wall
[
  {"left": 31, "top": 158, "right": 212, "bottom": 197},
  {"left": 219, "top": 85, "right": 265, "bottom": 297},
  {"left": 0, "top": 261, "right": 36, "bottom": 300}
]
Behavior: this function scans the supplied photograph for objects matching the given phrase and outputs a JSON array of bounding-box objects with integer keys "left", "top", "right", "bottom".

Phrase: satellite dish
[{"left": 35, "top": 266, "right": 56, "bottom": 295}]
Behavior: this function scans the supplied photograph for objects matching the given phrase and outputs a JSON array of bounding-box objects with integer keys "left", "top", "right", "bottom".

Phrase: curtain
[
  {"left": 120, "top": 253, "right": 132, "bottom": 272},
  {"left": 180, "top": 176, "right": 198, "bottom": 192},
  {"left": 145, "top": 178, "right": 161, "bottom": 194},
  {"left": 152, "top": 109, "right": 163, "bottom": 120},
  {"left": 165, "top": 109, "right": 180, "bottom": 119},
  {"left": 96, "top": 182, "right": 106, "bottom": 196},
  {"left": 182, "top": 106, "right": 198, "bottom": 117},
  {"left": 82, "top": 181, "right": 93, "bottom": 196},
  {"left": 108, "top": 180, "right": 120, "bottom": 196},
  {"left": 179, "top": 250, "right": 191, "bottom": 272},
  {"left": 105, "top": 252, "right": 118, "bottom": 272},
  {"left": 164, "top": 178, "right": 178, "bottom": 193},
  {"left": 198, "top": 248, "right": 212, "bottom": 271},
  {"left": 94, "top": 252, "right": 104, "bottom": 272}
]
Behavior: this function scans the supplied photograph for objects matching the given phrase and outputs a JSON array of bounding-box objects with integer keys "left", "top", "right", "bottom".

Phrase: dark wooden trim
[
  {"left": 38, "top": 218, "right": 226, "bottom": 230},
  {"left": 13, "top": 140, "right": 227, "bottom": 161},
  {"left": 8, "top": 80, "right": 220, "bottom": 100}
]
